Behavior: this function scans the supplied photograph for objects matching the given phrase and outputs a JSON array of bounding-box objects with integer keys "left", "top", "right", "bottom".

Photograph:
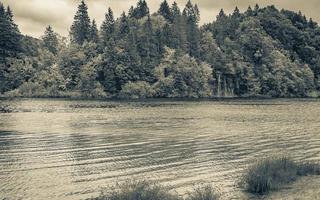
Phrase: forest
[{"left": 0, "top": 0, "right": 320, "bottom": 98}]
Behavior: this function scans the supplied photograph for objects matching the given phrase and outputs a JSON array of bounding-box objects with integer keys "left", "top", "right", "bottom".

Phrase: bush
[
  {"left": 242, "top": 156, "right": 320, "bottom": 195},
  {"left": 91, "top": 180, "right": 181, "bottom": 200},
  {"left": 187, "top": 185, "right": 219, "bottom": 200},
  {"left": 119, "top": 81, "right": 154, "bottom": 99}
]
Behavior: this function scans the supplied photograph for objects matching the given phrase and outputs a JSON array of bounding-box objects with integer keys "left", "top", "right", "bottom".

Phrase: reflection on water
[{"left": 0, "top": 99, "right": 320, "bottom": 200}]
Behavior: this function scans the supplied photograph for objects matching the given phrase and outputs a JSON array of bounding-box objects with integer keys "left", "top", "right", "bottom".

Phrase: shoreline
[{"left": 1, "top": 95, "right": 319, "bottom": 101}]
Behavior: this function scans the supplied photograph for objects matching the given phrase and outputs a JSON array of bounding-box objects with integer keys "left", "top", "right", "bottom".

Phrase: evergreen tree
[
  {"left": 138, "top": 16, "right": 158, "bottom": 81},
  {"left": 70, "top": 0, "right": 91, "bottom": 45},
  {"left": 42, "top": 25, "right": 59, "bottom": 54},
  {"left": 232, "top": 6, "right": 241, "bottom": 18},
  {"left": 246, "top": 6, "right": 253, "bottom": 16},
  {"left": 89, "top": 19, "right": 99, "bottom": 43},
  {"left": 0, "top": 4, "right": 21, "bottom": 61},
  {"left": 119, "top": 12, "right": 129, "bottom": 37},
  {"left": 100, "top": 7, "right": 115, "bottom": 45},
  {"left": 131, "top": 0, "right": 149, "bottom": 19},
  {"left": 158, "top": 0, "right": 173, "bottom": 22},
  {"left": 253, "top": 4, "right": 260, "bottom": 16},
  {"left": 171, "top": 2, "right": 187, "bottom": 51},
  {"left": 97, "top": 39, "right": 118, "bottom": 93},
  {"left": 183, "top": 0, "right": 201, "bottom": 58},
  {"left": 0, "top": 4, "right": 21, "bottom": 93},
  {"left": 217, "top": 9, "right": 226, "bottom": 20}
]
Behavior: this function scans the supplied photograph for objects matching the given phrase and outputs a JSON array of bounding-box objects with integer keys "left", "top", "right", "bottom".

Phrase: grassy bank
[{"left": 242, "top": 156, "right": 320, "bottom": 195}]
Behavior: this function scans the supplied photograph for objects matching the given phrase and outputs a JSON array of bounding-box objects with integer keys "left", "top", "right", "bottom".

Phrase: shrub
[
  {"left": 242, "top": 156, "right": 320, "bottom": 195},
  {"left": 119, "top": 81, "right": 154, "bottom": 99},
  {"left": 187, "top": 185, "right": 219, "bottom": 200},
  {"left": 91, "top": 180, "right": 181, "bottom": 200}
]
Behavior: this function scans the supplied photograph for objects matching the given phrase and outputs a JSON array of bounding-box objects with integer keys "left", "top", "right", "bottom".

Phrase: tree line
[{"left": 0, "top": 0, "right": 320, "bottom": 98}]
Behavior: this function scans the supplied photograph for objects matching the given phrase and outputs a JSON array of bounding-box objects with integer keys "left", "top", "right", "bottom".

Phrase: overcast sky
[{"left": 2, "top": 0, "right": 320, "bottom": 38}]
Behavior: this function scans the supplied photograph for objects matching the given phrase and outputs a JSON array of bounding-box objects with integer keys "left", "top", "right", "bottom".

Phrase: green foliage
[
  {"left": 158, "top": 0, "right": 173, "bottom": 22},
  {"left": 119, "top": 81, "right": 154, "bottom": 99},
  {"left": 100, "top": 8, "right": 115, "bottom": 48},
  {"left": 183, "top": 1, "right": 201, "bottom": 58},
  {"left": 242, "top": 156, "right": 320, "bottom": 195},
  {"left": 130, "top": 0, "right": 150, "bottom": 19},
  {"left": 2, "top": 0, "right": 320, "bottom": 98},
  {"left": 42, "top": 26, "right": 59, "bottom": 54},
  {"left": 154, "top": 48, "right": 213, "bottom": 98},
  {"left": 89, "top": 20, "right": 99, "bottom": 43},
  {"left": 70, "top": 0, "right": 91, "bottom": 44},
  {"left": 79, "top": 56, "right": 107, "bottom": 98},
  {"left": 0, "top": 3, "right": 21, "bottom": 61}
]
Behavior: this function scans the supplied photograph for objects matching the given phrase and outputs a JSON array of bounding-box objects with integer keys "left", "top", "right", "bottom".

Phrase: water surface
[{"left": 0, "top": 98, "right": 319, "bottom": 200}]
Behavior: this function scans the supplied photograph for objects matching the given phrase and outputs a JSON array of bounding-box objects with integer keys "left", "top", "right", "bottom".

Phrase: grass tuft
[
  {"left": 242, "top": 156, "right": 320, "bottom": 195},
  {"left": 187, "top": 185, "right": 219, "bottom": 200},
  {"left": 91, "top": 180, "right": 181, "bottom": 200},
  {"left": 91, "top": 181, "right": 220, "bottom": 200}
]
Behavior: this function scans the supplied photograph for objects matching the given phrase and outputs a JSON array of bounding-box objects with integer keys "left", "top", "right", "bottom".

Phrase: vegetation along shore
[{"left": 1, "top": 0, "right": 320, "bottom": 99}]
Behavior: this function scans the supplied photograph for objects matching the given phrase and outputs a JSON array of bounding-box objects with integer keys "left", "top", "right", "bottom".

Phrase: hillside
[{"left": 0, "top": 0, "right": 319, "bottom": 98}]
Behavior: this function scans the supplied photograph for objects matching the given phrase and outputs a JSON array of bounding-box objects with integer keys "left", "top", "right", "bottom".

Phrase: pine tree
[
  {"left": 89, "top": 19, "right": 99, "bottom": 43},
  {"left": 253, "top": 4, "right": 260, "bottom": 16},
  {"left": 246, "top": 6, "right": 253, "bottom": 16},
  {"left": 119, "top": 12, "right": 129, "bottom": 36},
  {"left": 158, "top": 0, "right": 173, "bottom": 22},
  {"left": 232, "top": 6, "right": 241, "bottom": 18},
  {"left": 131, "top": 0, "right": 149, "bottom": 19},
  {"left": 100, "top": 7, "right": 115, "bottom": 45},
  {"left": 0, "top": 4, "right": 21, "bottom": 61},
  {"left": 70, "top": 0, "right": 91, "bottom": 45},
  {"left": 183, "top": 0, "right": 200, "bottom": 58},
  {"left": 217, "top": 9, "right": 226, "bottom": 20},
  {"left": 138, "top": 16, "right": 158, "bottom": 81},
  {"left": 42, "top": 25, "right": 59, "bottom": 54},
  {"left": 171, "top": 2, "right": 187, "bottom": 51},
  {"left": 98, "top": 38, "right": 118, "bottom": 93}
]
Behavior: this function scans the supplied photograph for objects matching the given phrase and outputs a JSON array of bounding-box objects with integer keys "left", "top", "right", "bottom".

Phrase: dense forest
[{"left": 1, "top": 0, "right": 320, "bottom": 98}]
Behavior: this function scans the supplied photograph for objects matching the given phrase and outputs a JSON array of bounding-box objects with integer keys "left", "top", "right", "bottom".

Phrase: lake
[{"left": 0, "top": 98, "right": 319, "bottom": 200}]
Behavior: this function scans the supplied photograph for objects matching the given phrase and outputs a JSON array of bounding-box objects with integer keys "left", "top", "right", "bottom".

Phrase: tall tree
[
  {"left": 131, "top": 0, "right": 149, "bottom": 19},
  {"left": 0, "top": 4, "right": 21, "bottom": 61},
  {"left": 89, "top": 19, "right": 99, "bottom": 43},
  {"left": 0, "top": 4, "right": 21, "bottom": 93},
  {"left": 158, "top": 0, "right": 173, "bottom": 22},
  {"left": 70, "top": 0, "right": 91, "bottom": 45},
  {"left": 100, "top": 7, "right": 115, "bottom": 46},
  {"left": 42, "top": 25, "right": 59, "bottom": 54},
  {"left": 119, "top": 12, "right": 130, "bottom": 37},
  {"left": 170, "top": 2, "right": 187, "bottom": 50},
  {"left": 183, "top": 0, "right": 201, "bottom": 58}
]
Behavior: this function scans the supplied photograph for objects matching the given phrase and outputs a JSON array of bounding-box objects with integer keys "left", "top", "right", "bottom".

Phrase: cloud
[{"left": 2, "top": 0, "right": 320, "bottom": 38}]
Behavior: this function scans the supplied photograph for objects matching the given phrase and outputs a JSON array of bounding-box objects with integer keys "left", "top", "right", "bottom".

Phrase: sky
[{"left": 2, "top": 0, "right": 320, "bottom": 38}]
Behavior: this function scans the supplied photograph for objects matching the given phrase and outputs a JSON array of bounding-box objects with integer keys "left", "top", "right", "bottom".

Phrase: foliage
[
  {"left": 154, "top": 48, "right": 212, "bottom": 98},
  {"left": 119, "top": 81, "right": 154, "bottom": 99},
  {"left": 2, "top": 0, "right": 320, "bottom": 98},
  {"left": 42, "top": 25, "right": 59, "bottom": 54},
  {"left": 70, "top": 0, "right": 91, "bottom": 44},
  {"left": 0, "top": 2, "right": 21, "bottom": 61}
]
